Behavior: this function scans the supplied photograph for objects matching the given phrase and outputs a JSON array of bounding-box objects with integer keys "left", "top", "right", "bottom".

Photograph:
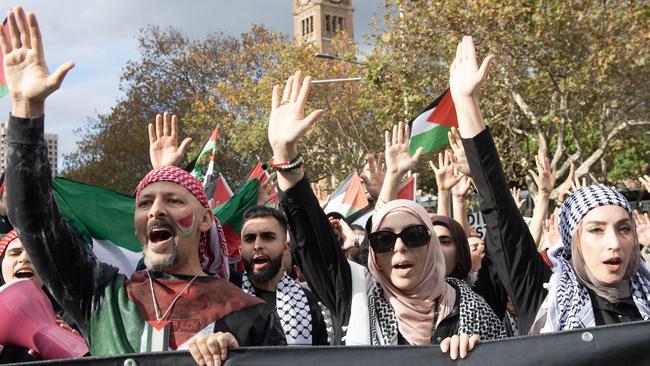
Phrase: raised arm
[
  {"left": 451, "top": 174, "right": 472, "bottom": 233},
  {"left": 148, "top": 111, "right": 192, "bottom": 169},
  {"left": 269, "top": 72, "right": 352, "bottom": 342},
  {"left": 430, "top": 150, "right": 461, "bottom": 217},
  {"left": 3, "top": 7, "right": 117, "bottom": 336},
  {"left": 376, "top": 122, "right": 422, "bottom": 208},
  {"left": 528, "top": 155, "right": 556, "bottom": 247},
  {"left": 450, "top": 36, "right": 550, "bottom": 334}
]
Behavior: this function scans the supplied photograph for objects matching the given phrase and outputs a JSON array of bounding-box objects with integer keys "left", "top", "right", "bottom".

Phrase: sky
[{"left": 0, "top": 0, "right": 384, "bottom": 170}]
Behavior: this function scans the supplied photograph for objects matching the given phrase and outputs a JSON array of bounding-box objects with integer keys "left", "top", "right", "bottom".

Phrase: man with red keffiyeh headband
[{"left": 1, "top": 6, "right": 285, "bottom": 363}]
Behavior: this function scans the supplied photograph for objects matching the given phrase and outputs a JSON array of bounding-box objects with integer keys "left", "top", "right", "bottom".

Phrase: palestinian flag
[
  {"left": 324, "top": 172, "right": 370, "bottom": 218},
  {"left": 209, "top": 173, "right": 234, "bottom": 208},
  {"left": 0, "top": 19, "right": 11, "bottom": 97},
  {"left": 212, "top": 178, "right": 259, "bottom": 269},
  {"left": 409, "top": 88, "right": 458, "bottom": 155},
  {"left": 397, "top": 175, "right": 417, "bottom": 201},
  {"left": 246, "top": 160, "right": 278, "bottom": 204},
  {"left": 52, "top": 177, "right": 141, "bottom": 276},
  {"left": 189, "top": 125, "right": 219, "bottom": 180}
]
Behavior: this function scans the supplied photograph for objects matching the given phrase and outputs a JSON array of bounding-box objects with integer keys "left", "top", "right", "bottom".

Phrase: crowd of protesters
[{"left": 1, "top": 6, "right": 650, "bottom": 365}]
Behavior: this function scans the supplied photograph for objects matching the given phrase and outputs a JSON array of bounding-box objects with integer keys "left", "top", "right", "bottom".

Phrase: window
[
  {"left": 310, "top": 16, "right": 314, "bottom": 33},
  {"left": 338, "top": 17, "right": 344, "bottom": 32},
  {"left": 302, "top": 19, "right": 305, "bottom": 36},
  {"left": 325, "top": 15, "right": 330, "bottom": 32}
]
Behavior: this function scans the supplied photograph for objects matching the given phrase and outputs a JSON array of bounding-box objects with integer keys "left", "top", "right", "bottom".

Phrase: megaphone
[{"left": 0, "top": 279, "right": 88, "bottom": 360}]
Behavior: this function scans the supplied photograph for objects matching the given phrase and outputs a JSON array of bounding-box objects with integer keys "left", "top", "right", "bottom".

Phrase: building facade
[
  {"left": 0, "top": 121, "right": 58, "bottom": 177},
  {"left": 292, "top": 0, "right": 354, "bottom": 54}
]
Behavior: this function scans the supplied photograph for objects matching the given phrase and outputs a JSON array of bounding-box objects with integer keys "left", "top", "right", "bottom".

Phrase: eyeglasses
[{"left": 369, "top": 224, "right": 430, "bottom": 253}]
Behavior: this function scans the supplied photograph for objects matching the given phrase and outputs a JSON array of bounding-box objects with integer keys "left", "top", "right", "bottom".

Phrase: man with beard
[
  {"left": 1, "top": 7, "right": 285, "bottom": 364},
  {"left": 230, "top": 206, "right": 329, "bottom": 345}
]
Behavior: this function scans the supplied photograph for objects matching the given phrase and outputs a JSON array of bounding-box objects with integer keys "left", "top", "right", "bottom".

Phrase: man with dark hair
[{"left": 231, "top": 205, "right": 329, "bottom": 345}]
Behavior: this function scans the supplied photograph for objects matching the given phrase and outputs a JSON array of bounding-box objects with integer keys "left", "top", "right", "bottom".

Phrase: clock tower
[{"left": 292, "top": 0, "right": 354, "bottom": 54}]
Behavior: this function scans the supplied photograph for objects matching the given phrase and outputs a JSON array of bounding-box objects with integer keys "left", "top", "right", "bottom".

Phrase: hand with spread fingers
[
  {"left": 188, "top": 332, "right": 239, "bottom": 366},
  {"left": 376, "top": 122, "right": 422, "bottom": 208},
  {"left": 540, "top": 209, "right": 562, "bottom": 251},
  {"left": 0, "top": 7, "right": 74, "bottom": 117},
  {"left": 447, "top": 127, "right": 471, "bottom": 176},
  {"left": 640, "top": 175, "right": 650, "bottom": 193},
  {"left": 360, "top": 153, "right": 386, "bottom": 201},
  {"left": 633, "top": 210, "right": 650, "bottom": 248},
  {"left": 429, "top": 150, "right": 462, "bottom": 192},
  {"left": 440, "top": 334, "right": 480, "bottom": 360},
  {"left": 510, "top": 187, "right": 525, "bottom": 211},
  {"left": 149, "top": 111, "right": 193, "bottom": 169},
  {"left": 384, "top": 122, "right": 422, "bottom": 177},
  {"left": 268, "top": 71, "right": 324, "bottom": 191}
]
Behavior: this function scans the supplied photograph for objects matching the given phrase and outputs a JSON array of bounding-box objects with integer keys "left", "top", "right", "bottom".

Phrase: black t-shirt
[{"left": 589, "top": 290, "right": 643, "bottom": 326}]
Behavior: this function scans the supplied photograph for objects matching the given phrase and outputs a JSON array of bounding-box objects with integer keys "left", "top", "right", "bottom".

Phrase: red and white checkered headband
[
  {"left": 0, "top": 230, "right": 18, "bottom": 259},
  {"left": 136, "top": 165, "right": 208, "bottom": 208}
]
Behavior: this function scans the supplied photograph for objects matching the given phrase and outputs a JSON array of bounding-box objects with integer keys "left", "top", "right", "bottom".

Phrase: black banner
[{"left": 13, "top": 321, "right": 650, "bottom": 366}]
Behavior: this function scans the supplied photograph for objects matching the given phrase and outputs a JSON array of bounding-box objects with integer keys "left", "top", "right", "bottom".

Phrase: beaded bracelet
[{"left": 270, "top": 154, "right": 304, "bottom": 173}]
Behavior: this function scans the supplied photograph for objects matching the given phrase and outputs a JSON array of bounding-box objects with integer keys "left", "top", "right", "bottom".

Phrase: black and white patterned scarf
[
  {"left": 241, "top": 271, "right": 313, "bottom": 345},
  {"left": 537, "top": 185, "right": 650, "bottom": 332},
  {"left": 368, "top": 278, "right": 505, "bottom": 345}
]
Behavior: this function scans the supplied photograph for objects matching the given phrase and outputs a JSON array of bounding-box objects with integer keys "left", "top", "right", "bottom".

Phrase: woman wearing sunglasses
[
  {"left": 268, "top": 71, "right": 504, "bottom": 361},
  {"left": 450, "top": 36, "right": 650, "bottom": 335}
]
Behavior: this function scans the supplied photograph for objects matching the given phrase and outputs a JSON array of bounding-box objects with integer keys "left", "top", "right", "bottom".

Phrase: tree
[
  {"left": 364, "top": 0, "right": 650, "bottom": 194},
  {"left": 63, "top": 26, "right": 384, "bottom": 194}
]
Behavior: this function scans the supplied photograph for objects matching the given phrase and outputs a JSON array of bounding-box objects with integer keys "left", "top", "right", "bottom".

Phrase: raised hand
[
  {"left": 540, "top": 209, "right": 562, "bottom": 251},
  {"left": 510, "top": 187, "right": 525, "bottom": 210},
  {"left": 360, "top": 153, "right": 386, "bottom": 200},
  {"left": 0, "top": 7, "right": 74, "bottom": 117},
  {"left": 447, "top": 127, "right": 471, "bottom": 176},
  {"left": 429, "top": 150, "right": 461, "bottom": 192},
  {"left": 529, "top": 155, "right": 556, "bottom": 196},
  {"left": 633, "top": 210, "right": 650, "bottom": 248},
  {"left": 452, "top": 174, "right": 473, "bottom": 198},
  {"left": 149, "top": 112, "right": 192, "bottom": 169},
  {"left": 384, "top": 122, "right": 422, "bottom": 176},
  {"left": 449, "top": 36, "right": 494, "bottom": 101},
  {"left": 640, "top": 175, "right": 650, "bottom": 193},
  {"left": 556, "top": 160, "right": 576, "bottom": 205},
  {"left": 268, "top": 71, "right": 324, "bottom": 162}
]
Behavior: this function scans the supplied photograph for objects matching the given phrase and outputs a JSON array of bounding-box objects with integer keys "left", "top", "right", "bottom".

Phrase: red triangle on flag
[
  {"left": 246, "top": 161, "right": 266, "bottom": 182},
  {"left": 208, "top": 126, "right": 219, "bottom": 143},
  {"left": 341, "top": 172, "right": 370, "bottom": 209},
  {"left": 397, "top": 175, "right": 417, "bottom": 201},
  {"left": 426, "top": 90, "right": 458, "bottom": 128},
  {"left": 211, "top": 174, "right": 233, "bottom": 208}
]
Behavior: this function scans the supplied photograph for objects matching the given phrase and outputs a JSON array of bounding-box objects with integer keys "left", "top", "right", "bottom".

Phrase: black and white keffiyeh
[
  {"left": 536, "top": 185, "right": 650, "bottom": 332},
  {"left": 241, "top": 271, "right": 313, "bottom": 345},
  {"left": 368, "top": 278, "right": 505, "bottom": 345}
]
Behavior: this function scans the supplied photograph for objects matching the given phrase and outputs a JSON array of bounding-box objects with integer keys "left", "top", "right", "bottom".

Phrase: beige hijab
[{"left": 368, "top": 200, "right": 456, "bottom": 345}]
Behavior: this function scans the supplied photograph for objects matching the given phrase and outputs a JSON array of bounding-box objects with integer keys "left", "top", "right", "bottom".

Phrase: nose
[
  {"left": 393, "top": 237, "right": 408, "bottom": 253},
  {"left": 18, "top": 251, "right": 30, "bottom": 264},
  {"left": 605, "top": 227, "right": 623, "bottom": 251},
  {"left": 147, "top": 198, "right": 166, "bottom": 219}
]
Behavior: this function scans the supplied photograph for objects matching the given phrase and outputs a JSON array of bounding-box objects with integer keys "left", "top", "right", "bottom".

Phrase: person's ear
[{"left": 198, "top": 209, "right": 213, "bottom": 232}]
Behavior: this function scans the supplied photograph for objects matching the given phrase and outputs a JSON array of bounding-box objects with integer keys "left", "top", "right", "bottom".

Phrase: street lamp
[{"left": 313, "top": 52, "right": 364, "bottom": 84}]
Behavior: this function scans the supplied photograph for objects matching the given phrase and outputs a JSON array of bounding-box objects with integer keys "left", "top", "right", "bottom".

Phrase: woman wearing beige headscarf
[{"left": 269, "top": 73, "right": 505, "bottom": 360}]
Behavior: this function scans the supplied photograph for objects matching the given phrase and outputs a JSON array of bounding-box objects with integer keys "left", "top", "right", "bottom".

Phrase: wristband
[{"left": 270, "top": 154, "right": 304, "bottom": 173}]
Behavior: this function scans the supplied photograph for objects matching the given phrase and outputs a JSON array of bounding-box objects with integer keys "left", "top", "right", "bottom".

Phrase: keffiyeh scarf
[
  {"left": 241, "top": 271, "right": 313, "bottom": 345},
  {"left": 537, "top": 184, "right": 650, "bottom": 333},
  {"left": 368, "top": 277, "right": 505, "bottom": 344}
]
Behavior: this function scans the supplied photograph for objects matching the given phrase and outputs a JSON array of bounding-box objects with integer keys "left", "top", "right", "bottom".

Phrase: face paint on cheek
[{"left": 175, "top": 213, "right": 196, "bottom": 237}]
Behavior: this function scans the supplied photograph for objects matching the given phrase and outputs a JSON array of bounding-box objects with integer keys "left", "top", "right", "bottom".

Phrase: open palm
[
  {"left": 0, "top": 8, "right": 73, "bottom": 105},
  {"left": 449, "top": 36, "right": 493, "bottom": 100},
  {"left": 384, "top": 122, "right": 422, "bottom": 176}
]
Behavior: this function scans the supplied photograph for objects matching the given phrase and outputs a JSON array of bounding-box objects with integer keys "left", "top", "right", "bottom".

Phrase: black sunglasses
[{"left": 369, "top": 224, "right": 430, "bottom": 253}]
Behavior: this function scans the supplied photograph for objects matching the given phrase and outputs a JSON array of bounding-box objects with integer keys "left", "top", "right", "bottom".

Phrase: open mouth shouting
[
  {"left": 147, "top": 220, "right": 176, "bottom": 253},
  {"left": 252, "top": 254, "right": 270, "bottom": 271},
  {"left": 13, "top": 267, "right": 35, "bottom": 280},
  {"left": 602, "top": 257, "right": 624, "bottom": 272},
  {"left": 392, "top": 260, "right": 414, "bottom": 277}
]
